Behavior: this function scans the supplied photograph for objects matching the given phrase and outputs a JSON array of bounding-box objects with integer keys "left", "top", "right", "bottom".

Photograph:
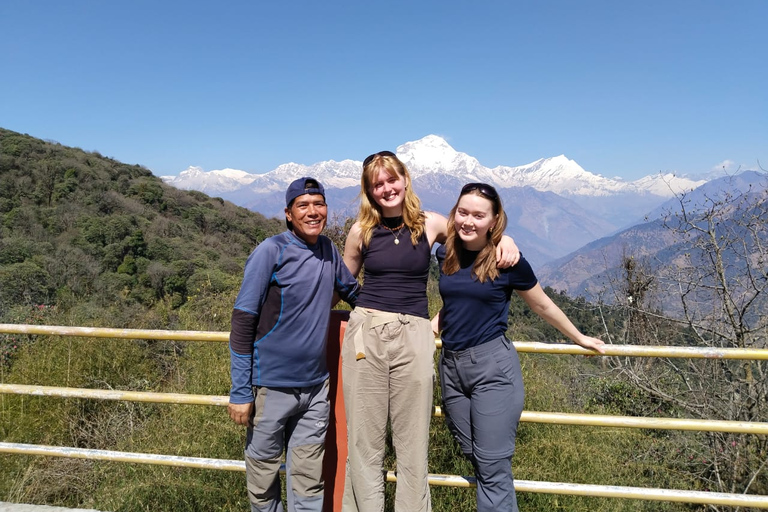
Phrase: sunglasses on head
[
  {"left": 461, "top": 182, "right": 499, "bottom": 200},
  {"left": 363, "top": 150, "right": 397, "bottom": 168}
]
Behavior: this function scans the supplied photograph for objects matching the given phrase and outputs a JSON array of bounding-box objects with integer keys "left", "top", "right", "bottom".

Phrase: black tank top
[{"left": 355, "top": 224, "right": 431, "bottom": 318}]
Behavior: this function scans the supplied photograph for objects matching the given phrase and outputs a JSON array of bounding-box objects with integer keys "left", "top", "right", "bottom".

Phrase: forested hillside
[{"left": 0, "top": 127, "right": 284, "bottom": 323}]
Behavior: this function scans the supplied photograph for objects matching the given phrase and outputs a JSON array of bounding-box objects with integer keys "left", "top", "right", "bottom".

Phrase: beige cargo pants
[{"left": 340, "top": 307, "right": 435, "bottom": 512}]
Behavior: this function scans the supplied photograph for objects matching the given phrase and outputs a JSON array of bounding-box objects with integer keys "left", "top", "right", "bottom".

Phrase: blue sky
[{"left": 1, "top": 0, "right": 765, "bottom": 181}]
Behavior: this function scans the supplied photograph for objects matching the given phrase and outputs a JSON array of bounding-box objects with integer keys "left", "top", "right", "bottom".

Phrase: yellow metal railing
[
  {"left": 1, "top": 442, "right": 767, "bottom": 509},
  {"left": 3, "top": 323, "right": 768, "bottom": 360},
  {"left": 2, "top": 323, "right": 768, "bottom": 509},
  {"left": 2, "top": 383, "right": 768, "bottom": 434}
]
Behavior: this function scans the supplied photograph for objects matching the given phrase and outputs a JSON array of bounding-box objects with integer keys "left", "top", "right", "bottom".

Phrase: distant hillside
[
  {"left": 0, "top": 128, "right": 284, "bottom": 318},
  {"left": 537, "top": 171, "right": 768, "bottom": 311}
]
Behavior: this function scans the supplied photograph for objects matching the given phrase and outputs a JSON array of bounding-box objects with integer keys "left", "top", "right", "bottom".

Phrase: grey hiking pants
[
  {"left": 439, "top": 336, "right": 524, "bottom": 512},
  {"left": 244, "top": 380, "right": 330, "bottom": 512}
]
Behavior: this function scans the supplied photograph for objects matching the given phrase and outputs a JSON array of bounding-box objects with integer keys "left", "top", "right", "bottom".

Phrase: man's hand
[{"left": 228, "top": 401, "right": 254, "bottom": 426}]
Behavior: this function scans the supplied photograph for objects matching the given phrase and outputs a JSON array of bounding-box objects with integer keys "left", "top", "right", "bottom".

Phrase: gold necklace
[{"left": 381, "top": 222, "right": 405, "bottom": 245}]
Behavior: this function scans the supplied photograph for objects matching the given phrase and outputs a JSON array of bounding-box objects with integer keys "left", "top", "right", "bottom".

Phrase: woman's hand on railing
[{"left": 576, "top": 335, "right": 606, "bottom": 354}]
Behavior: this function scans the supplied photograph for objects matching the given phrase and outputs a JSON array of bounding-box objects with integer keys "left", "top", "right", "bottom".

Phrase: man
[{"left": 228, "top": 177, "right": 359, "bottom": 512}]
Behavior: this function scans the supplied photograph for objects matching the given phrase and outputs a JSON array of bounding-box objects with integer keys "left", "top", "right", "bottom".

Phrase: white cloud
[{"left": 711, "top": 160, "right": 737, "bottom": 173}]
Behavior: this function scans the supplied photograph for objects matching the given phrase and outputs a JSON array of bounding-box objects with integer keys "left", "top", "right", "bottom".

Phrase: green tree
[{"left": 0, "top": 261, "right": 53, "bottom": 308}]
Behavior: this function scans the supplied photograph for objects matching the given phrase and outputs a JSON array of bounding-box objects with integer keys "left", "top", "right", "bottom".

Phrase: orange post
[{"left": 323, "top": 310, "right": 350, "bottom": 512}]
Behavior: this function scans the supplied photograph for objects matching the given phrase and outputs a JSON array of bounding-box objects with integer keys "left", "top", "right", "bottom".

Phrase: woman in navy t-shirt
[{"left": 431, "top": 183, "right": 606, "bottom": 512}]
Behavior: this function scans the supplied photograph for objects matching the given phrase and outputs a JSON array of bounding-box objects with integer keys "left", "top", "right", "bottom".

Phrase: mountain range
[
  {"left": 162, "top": 135, "right": 715, "bottom": 265},
  {"left": 537, "top": 170, "right": 767, "bottom": 303}
]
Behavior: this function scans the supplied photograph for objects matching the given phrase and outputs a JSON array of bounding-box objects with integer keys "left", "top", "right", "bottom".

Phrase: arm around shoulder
[
  {"left": 425, "top": 211, "right": 449, "bottom": 246},
  {"left": 343, "top": 222, "right": 364, "bottom": 278},
  {"left": 333, "top": 240, "right": 360, "bottom": 307}
]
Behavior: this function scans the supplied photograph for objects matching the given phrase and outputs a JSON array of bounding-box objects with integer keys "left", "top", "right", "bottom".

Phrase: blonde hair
[
  {"left": 442, "top": 186, "right": 507, "bottom": 283},
  {"left": 357, "top": 153, "right": 425, "bottom": 247}
]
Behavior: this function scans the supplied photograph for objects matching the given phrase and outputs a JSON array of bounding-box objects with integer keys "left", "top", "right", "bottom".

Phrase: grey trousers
[
  {"left": 439, "top": 336, "right": 524, "bottom": 512},
  {"left": 341, "top": 307, "right": 435, "bottom": 512},
  {"left": 244, "top": 380, "right": 329, "bottom": 512}
]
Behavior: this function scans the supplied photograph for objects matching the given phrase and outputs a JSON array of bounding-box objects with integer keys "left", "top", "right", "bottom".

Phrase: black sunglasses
[
  {"left": 461, "top": 182, "right": 499, "bottom": 200},
  {"left": 363, "top": 150, "right": 397, "bottom": 168}
]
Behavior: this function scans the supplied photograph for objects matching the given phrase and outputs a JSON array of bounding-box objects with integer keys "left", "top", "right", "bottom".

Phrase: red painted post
[{"left": 323, "top": 310, "right": 350, "bottom": 512}]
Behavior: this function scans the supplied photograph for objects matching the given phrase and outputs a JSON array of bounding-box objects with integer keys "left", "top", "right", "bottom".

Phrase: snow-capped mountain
[
  {"left": 162, "top": 166, "right": 257, "bottom": 194},
  {"left": 159, "top": 135, "right": 726, "bottom": 263},
  {"left": 163, "top": 135, "right": 705, "bottom": 200},
  {"left": 397, "top": 135, "right": 493, "bottom": 181},
  {"left": 490, "top": 156, "right": 706, "bottom": 198},
  {"left": 492, "top": 155, "right": 621, "bottom": 195}
]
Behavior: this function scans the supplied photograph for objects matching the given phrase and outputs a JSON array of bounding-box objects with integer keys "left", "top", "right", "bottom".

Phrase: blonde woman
[{"left": 341, "top": 153, "right": 519, "bottom": 512}]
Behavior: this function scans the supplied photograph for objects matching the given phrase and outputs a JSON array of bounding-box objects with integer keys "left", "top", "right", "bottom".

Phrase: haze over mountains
[{"left": 162, "top": 135, "right": 713, "bottom": 265}]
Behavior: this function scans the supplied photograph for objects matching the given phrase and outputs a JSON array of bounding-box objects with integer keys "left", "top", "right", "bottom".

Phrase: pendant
[{"left": 394, "top": 239, "right": 400, "bottom": 245}]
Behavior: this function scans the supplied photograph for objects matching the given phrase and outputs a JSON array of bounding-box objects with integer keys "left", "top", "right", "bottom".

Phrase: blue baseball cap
[{"left": 285, "top": 177, "right": 325, "bottom": 207}]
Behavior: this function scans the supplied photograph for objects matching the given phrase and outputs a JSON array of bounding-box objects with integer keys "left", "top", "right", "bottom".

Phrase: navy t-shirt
[{"left": 436, "top": 245, "right": 538, "bottom": 351}]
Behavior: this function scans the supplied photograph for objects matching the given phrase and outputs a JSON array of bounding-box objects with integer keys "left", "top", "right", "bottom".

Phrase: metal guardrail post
[{"left": 323, "top": 311, "right": 349, "bottom": 512}]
